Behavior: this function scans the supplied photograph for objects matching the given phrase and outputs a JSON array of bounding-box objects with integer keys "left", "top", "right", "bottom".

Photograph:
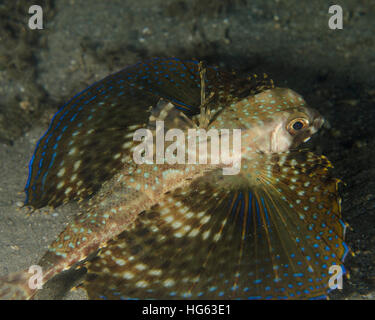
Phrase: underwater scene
[{"left": 0, "top": 0, "right": 374, "bottom": 302}]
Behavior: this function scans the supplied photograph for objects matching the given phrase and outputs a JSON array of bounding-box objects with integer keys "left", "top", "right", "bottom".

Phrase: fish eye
[{"left": 287, "top": 117, "right": 309, "bottom": 135}]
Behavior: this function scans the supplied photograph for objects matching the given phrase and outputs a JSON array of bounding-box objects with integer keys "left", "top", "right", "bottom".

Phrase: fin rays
[{"left": 83, "top": 151, "right": 348, "bottom": 300}]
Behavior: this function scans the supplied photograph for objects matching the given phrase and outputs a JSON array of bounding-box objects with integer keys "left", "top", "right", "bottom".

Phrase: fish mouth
[
  {"left": 312, "top": 116, "right": 325, "bottom": 132},
  {"left": 306, "top": 116, "right": 324, "bottom": 137}
]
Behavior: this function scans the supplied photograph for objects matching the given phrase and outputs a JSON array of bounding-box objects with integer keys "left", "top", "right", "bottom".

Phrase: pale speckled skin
[
  {"left": 0, "top": 87, "right": 325, "bottom": 299},
  {"left": 214, "top": 88, "right": 323, "bottom": 154}
]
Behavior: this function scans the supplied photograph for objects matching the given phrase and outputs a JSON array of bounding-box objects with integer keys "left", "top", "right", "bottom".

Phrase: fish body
[
  {"left": 0, "top": 58, "right": 348, "bottom": 299},
  {"left": 83, "top": 88, "right": 348, "bottom": 299}
]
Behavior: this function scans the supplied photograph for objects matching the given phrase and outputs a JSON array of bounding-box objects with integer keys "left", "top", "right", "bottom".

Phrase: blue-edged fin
[
  {"left": 24, "top": 77, "right": 156, "bottom": 209},
  {"left": 82, "top": 151, "right": 348, "bottom": 300},
  {"left": 24, "top": 58, "right": 209, "bottom": 209},
  {"left": 24, "top": 58, "right": 274, "bottom": 209}
]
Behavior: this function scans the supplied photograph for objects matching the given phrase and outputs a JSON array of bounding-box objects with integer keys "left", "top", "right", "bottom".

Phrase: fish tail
[{"left": 0, "top": 270, "right": 38, "bottom": 300}]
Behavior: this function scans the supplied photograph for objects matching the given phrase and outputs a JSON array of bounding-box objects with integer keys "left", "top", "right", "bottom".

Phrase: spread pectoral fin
[{"left": 83, "top": 151, "right": 348, "bottom": 300}]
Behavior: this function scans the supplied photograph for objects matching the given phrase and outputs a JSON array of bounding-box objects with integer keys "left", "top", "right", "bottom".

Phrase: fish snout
[
  {"left": 301, "top": 105, "right": 324, "bottom": 135},
  {"left": 313, "top": 116, "right": 324, "bottom": 132}
]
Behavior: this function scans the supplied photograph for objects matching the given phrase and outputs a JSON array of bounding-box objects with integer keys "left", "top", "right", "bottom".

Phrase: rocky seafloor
[{"left": 0, "top": 0, "right": 374, "bottom": 299}]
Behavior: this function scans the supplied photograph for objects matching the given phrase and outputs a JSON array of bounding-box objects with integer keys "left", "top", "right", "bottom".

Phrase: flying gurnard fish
[{"left": 0, "top": 58, "right": 349, "bottom": 299}]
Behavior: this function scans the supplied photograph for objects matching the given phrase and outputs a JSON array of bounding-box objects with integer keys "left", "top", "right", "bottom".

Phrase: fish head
[
  {"left": 281, "top": 104, "right": 324, "bottom": 150},
  {"left": 224, "top": 87, "right": 324, "bottom": 154}
]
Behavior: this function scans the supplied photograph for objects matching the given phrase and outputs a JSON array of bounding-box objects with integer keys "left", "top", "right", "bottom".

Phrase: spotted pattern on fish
[
  {"left": 0, "top": 58, "right": 349, "bottom": 300},
  {"left": 80, "top": 89, "right": 348, "bottom": 300},
  {"left": 84, "top": 152, "right": 347, "bottom": 300},
  {"left": 24, "top": 58, "right": 273, "bottom": 209}
]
